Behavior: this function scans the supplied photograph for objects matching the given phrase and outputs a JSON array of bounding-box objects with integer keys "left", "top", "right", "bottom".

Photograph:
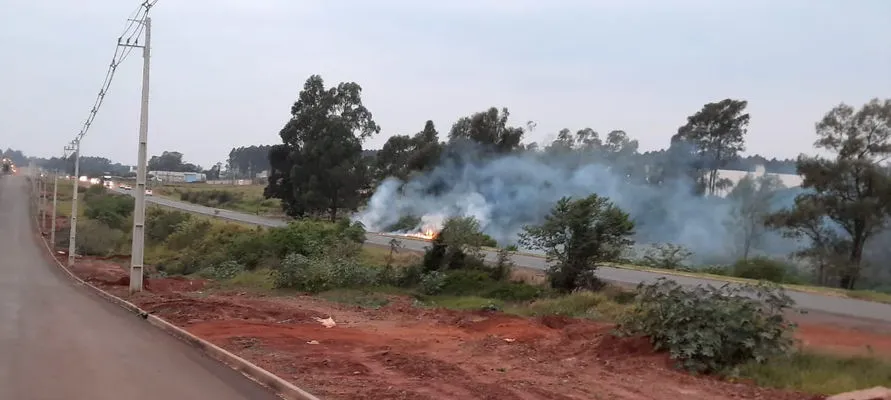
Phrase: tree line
[{"left": 263, "top": 74, "right": 891, "bottom": 291}]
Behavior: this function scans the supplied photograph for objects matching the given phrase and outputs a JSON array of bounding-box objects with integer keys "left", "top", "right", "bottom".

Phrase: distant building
[
  {"left": 149, "top": 170, "right": 207, "bottom": 183},
  {"left": 715, "top": 165, "right": 803, "bottom": 197}
]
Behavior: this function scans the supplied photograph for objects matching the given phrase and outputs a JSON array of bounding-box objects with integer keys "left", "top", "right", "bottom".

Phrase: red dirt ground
[{"left": 52, "top": 254, "right": 891, "bottom": 400}]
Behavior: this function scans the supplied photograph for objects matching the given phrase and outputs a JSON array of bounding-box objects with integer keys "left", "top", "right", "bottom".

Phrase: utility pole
[
  {"left": 50, "top": 170, "right": 59, "bottom": 248},
  {"left": 39, "top": 172, "right": 46, "bottom": 232},
  {"left": 67, "top": 141, "right": 81, "bottom": 267},
  {"left": 123, "top": 12, "right": 151, "bottom": 293}
]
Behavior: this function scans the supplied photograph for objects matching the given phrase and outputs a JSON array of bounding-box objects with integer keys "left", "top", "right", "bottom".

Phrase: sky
[{"left": 1, "top": 0, "right": 889, "bottom": 168}]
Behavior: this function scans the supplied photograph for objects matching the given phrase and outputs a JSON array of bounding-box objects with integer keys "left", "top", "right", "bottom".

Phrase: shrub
[
  {"left": 179, "top": 189, "right": 244, "bottom": 207},
  {"left": 616, "top": 278, "right": 797, "bottom": 374},
  {"left": 145, "top": 208, "right": 191, "bottom": 244},
  {"left": 273, "top": 246, "right": 385, "bottom": 293},
  {"left": 490, "top": 247, "right": 514, "bottom": 281},
  {"left": 700, "top": 265, "right": 730, "bottom": 276},
  {"left": 76, "top": 220, "right": 125, "bottom": 256},
  {"left": 84, "top": 191, "right": 134, "bottom": 230},
  {"left": 201, "top": 260, "right": 246, "bottom": 280},
  {"left": 519, "top": 194, "right": 635, "bottom": 292},
  {"left": 481, "top": 281, "right": 542, "bottom": 302},
  {"left": 266, "top": 219, "right": 365, "bottom": 259},
  {"left": 227, "top": 228, "right": 273, "bottom": 269},
  {"left": 163, "top": 223, "right": 255, "bottom": 275},
  {"left": 273, "top": 253, "right": 333, "bottom": 292},
  {"left": 436, "top": 270, "right": 542, "bottom": 301},
  {"left": 440, "top": 270, "right": 492, "bottom": 294},
  {"left": 518, "top": 291, "right": 625, "bottom": 320},
  {"left": 641, "top": 243, "right": 693, "bottom": 270},
  {"left": 166, "top": 219, "right": 213, "bottom": 250},
  {"left": 732, "top": 257, "right": 796, "bottom": 283},
  {"left": 419, "top": 271, "right": 447, "bottom": 295}
]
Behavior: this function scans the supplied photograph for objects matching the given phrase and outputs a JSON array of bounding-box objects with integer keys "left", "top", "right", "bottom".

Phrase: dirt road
[{"left": 0, "top": 176, "right": 279, "bottom": 400}]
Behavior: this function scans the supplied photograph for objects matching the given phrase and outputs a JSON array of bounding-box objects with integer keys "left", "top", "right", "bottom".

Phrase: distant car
[
  {"left": 145, "top": 189, "right": 153, "bottom": 196},
  {"left": 123, "top": 185, "right": 132, "bottom": 190}
]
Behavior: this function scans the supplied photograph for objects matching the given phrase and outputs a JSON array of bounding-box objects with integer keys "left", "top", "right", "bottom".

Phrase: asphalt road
[
  {"left": 117, "top": 187, "right": 891, "bottom": 322},
  {"left": 0, "top": 176, "right": 280, "bottom": 400}
]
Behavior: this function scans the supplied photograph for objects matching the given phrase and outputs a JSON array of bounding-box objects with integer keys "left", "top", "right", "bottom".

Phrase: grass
[
  {"left": 220, "top": 269, "right": 275, "bottom": 291},
  {"left": 421, "top": 295, "right": 505, "bottom": 311},
  {"left": 505, "top": 290, "right": 631, "bottom": 321},
  {"left": 379, "top": 236, "right": 891, "bottom": 305},
  {"left": 738, "top": 351, "right": 891, "bottom": 395},
  {"left": 609, "top": 262, "right": 891, "bottom": 304},
  {"left": 148, "top": 240, "right": 891, "bottom": 397},
  {"left": 359, "top": 245, "right": 421, "bottom": 268},
  {"left": 152, "top": 183, "right": 284, "bottom": 217}
]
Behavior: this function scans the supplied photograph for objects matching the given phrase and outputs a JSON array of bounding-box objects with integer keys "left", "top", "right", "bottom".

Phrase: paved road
[
  {"left": 1, "top": 176, "right": 280, "bottom": 400},
  {"left": 116, "top": 188, "right": 891, "bottom": 322}
]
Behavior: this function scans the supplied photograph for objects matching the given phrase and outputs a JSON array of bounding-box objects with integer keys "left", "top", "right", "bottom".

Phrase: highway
[
  {"left": 116, "top": 187, "right": 891, "bottom": 322},
  {"left": 0, "top": 176, "right": 279, "bottom": 400}
]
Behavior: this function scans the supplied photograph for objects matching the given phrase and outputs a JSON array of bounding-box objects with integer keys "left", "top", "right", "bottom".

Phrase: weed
[{"left": 617, "top": 278, "right": 797, "bottom": 374}]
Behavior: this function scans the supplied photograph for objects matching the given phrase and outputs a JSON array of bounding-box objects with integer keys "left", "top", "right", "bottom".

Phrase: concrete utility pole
[
  {"left": 39, "top": 172, "right": 46, "bottom": 232},
  {"left": 50, "top": 170, "right": 59, "bottom": 248},
  {"left": 124, "top": 14, "right": 152, "bottom": 293},
  {"left": 67, "top": 141, "right": 80, "bottom": 267}
]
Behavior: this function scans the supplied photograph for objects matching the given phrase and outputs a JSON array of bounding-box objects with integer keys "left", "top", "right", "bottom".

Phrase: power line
[{"left": 69, "top": 0, "right": 157, "bottom": 146}]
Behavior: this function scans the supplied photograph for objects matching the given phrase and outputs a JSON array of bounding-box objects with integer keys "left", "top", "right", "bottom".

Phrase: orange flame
[{"left": 401, "top": 226, "right": 438, "bottom": 241}]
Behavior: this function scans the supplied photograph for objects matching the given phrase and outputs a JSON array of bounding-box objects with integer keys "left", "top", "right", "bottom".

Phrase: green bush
[
  {"left": 227, "top": 228, "right": 273, "bottom": 269},
  {"left": 266, "top": 219, "right": 365, "bottom": 259},
  {"left": 273, "top": 252, "right": 384, "bottom": 293},
  {"left": 201, "top": 260, "right": 246, "bottom": 280},
  {"left": 273, "top": 253, "right": 332, "bottom": 292},
  {"left": 163, "top": 223, "right": 253, "bottom": 275},
  {"left": 732, "top": 257, "right": 797, "bottom": 283},
  {"left": 617, "top": 278, "right": 796, "bottom": 374},
  {"left": 440, "top": 270, "right": 491, "bottom": 294},
  {"left": 179, "top": 189, "right": 244, "bottom": 207},
  {"left": 145, "top": 208, "right": 191, "bottom": 243},
  {"left": 436, "top": 270, "right": 542, "bottom": 301},
  {"left": 419, "top": 271, "right": 447, "bottom": 295},
  {"left": 700, "top": 265, "right": 730, "bottom": 276},
  {"left": 84, "top": 190, "right": 134, "bottom": 230},
  {"left": 481, "top": 282, "right": 542, "bottom": 302},
  {"left": 641, "top": 243, "right": 693, "bottom": 270},
  {"left": 76, "top": 219, "right": 125, "bottom": 256}
]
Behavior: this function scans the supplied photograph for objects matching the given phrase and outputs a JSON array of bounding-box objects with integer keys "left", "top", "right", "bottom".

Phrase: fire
[{"left": 401, "top": 226, "right": 438, "bottom": 240}]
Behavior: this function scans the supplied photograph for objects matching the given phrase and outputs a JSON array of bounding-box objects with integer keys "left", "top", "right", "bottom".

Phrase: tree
[
  {"left": 769, "top": 99, "right": 891, "bottom": 289},
  {"left": 765, "top": 196, "right": 850, "bottom": 286},
  {"left": 265, "top": 75, "right": 380, "bottom": 221},
  {"left": 228, "top": 145, "right": 273, "bottom": 179},
  {"left": 422, "top": 216, "right": 493, "bottom": 274},
  {"left": 148, "top": 151, "right": 201, "bottom": 172},
  {"left": 448, "top": 107, "right": 524, "bottom": 153},
  {"left": 726, "top": 174, "right": 785, "bottom": 260},
  {"left": 518, "top": 194, "right": 635, "bottom": 292},
  {"left": 673, "top": 99, "right": 750, "bottom": 196},
  {"left": 376, "top": 120, "right": 443, "bottom": 182}
]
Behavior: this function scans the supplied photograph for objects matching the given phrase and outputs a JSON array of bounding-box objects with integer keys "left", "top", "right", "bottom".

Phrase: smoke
[{"left": 355, "top": 145, "right": 799, "bottom": 264}]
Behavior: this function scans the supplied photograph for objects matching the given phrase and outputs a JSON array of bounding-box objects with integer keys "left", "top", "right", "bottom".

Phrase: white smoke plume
[{"left": 355, "top": 146, "right": 798, "bottom": 263}]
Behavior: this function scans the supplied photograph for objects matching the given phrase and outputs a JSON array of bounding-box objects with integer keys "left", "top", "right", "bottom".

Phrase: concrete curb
[{"left": 32, "top": 216, "right": 321, "bottom": 400}]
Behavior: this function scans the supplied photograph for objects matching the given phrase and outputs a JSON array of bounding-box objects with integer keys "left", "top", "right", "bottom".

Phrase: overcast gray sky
[{"left": 2, "top": 0, "right": 889, "bottom": 167}]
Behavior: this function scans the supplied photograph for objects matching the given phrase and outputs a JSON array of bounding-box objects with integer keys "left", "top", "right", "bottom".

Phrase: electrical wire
[{"left": 68, "top": 0, "right": 157, "bottom": 148}]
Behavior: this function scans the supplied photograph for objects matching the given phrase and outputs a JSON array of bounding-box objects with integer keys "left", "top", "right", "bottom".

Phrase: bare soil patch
[{"left": 66, "top": 257, "right": 891, "bottom": 400}]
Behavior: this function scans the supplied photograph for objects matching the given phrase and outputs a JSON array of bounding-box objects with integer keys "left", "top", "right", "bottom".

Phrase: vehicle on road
[
  {"left": 145, "top": 189, "right": 153, "bottom": 196},
  {"left": 122, "top": 185, "right": 132, "bottom": 190},
  {"left": 1, "top": 158, "right": 13, "bottom": 175}
]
